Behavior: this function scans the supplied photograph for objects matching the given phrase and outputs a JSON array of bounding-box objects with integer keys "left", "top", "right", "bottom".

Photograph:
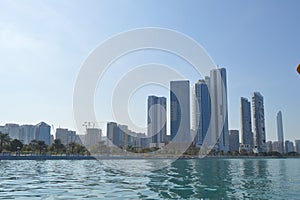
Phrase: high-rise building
[
  {"left": 209, "top": 68, "right": 229, "bottom": 152},
  {"left": 55, "top": 128, "right": 76, "bottom": 145},
  {"left": 272, "top": 141, "right": 281, "bottom": 153},
  {"left": 194, "top": 78, "right": 211, "bottom": 147},
  {"left": 84, "top": 128, "right": 102, "bottom": 148},
  {"left": 4, "top": 123, "right": 20, "bottom": 140},
  {"left": 20, "top": 125, "right": 35, "bottom": 144},
  {"left": 240, "top": 97, "right": 253, "bottom": 148},
  {"left": 170, "top": 80, "right": 191, "bottom": 143},
  {"left": 295, "top": 140, "right": 300, "bottom": 154},
  {"left": 35, "top": 122, "right": 51, "bottom": 145},
  {"left": 276, "top": 111, "right": 284, "bottom": 154},
  {"left": 252, "top": 92, "right": 266, "bottom": 153},
  {"left": 147, "top": 95, "right": 167, "bottom": 147},
  {"left": 107, "top": 122, "right": 118, "bottom": 147},
  {"left": 229, "top": 130, "right": 239, "bottom": 152},
  {"left": 285, "top": 140, "right": 294, "bottom": 154}
]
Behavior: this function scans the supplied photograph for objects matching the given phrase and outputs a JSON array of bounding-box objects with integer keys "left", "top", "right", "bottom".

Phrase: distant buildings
[
  {"left": 276, "top": 111, "right": 284, "bottom": 154},
  {"left": 285, "top": 140, "right": 294, "bottom": 154},
  {"left": 4, "top": 124, "right": 20, "bottom": 140},
  {"left": 84, "top": 128, "right": 102, "bottom": 148},
  {"left": 147, "top": 95, "right": 167, "bottom": 148},
  {"left": 266, "top": 141, "right": 273, "bottom": 152},
  {"left": 170, "top": 80, "right": 191, "bottom": 143},
  {"left": 240, "top": 97, "right": 253, "bottom": 149},
  {"left": 55, "top": 128, "right": 76, "bottom": 145},
  {"left": 106, "top": 122, "right": 146, "bottom": 149},
  {"left": 272, "top": 141, "right": 280, "bottom": 153},
  {"left": 229, "top": 130, "right": 239, "bottom": 152},
  {"left": 0, "top": 122, "right": 51, "bottom": 145},
  {"left": 20, "top": 125, "right": 35, "bottom": 144},
  {"left": 34, "top": 122, "right": 51, "bottom": 145},
  {"left": 252, "top": 92, "right": 266, "bottom": 153},
  {"left": 295, "top": 140, "right": 300, "bottom": 154}
]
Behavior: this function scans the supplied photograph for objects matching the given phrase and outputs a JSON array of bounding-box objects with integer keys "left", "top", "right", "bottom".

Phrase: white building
[
  {"left": 4, "top": 123, "right": 20, "bottom": 140},
  {"left": 55, "top": 128, "right": 76, "bottom": 145},
  {"left": 20, "top": 125, "right": 35, "bottom": 144},
  {"left": 84, "top": 128, "right": 102, "bottom": 148},
  {"left": 209, "top": 68, "right": 229, "bottom": 152},
  {"left": 295, "top": 140, "right": 300, "bottom": 154},
  {"left": 276, "top": 111, "right": 284, "bottom": 154}
]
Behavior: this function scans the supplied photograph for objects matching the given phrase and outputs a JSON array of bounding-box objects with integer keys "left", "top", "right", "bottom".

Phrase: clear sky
[{"left": 0, "top": 0, "right": 299, "bottom": 141}]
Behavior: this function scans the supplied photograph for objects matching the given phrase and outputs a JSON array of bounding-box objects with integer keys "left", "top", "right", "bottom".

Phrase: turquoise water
[{"left": 0, "top": 159, "right": 299, "bottom": 199}]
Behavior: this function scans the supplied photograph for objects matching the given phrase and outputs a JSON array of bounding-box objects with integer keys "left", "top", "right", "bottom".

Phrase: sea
[{"left": 0, "top": 158, "right": 299, "bottom": 199}]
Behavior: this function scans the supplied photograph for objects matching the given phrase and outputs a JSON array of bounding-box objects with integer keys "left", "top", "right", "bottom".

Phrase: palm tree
[
  {"left": 29, "top": 140, "right": 38, "bottom": 153},
  {"left": 0, "top": 132, "right": 11, "bottom": 153},
  {"left": 37, "top": 140, "right": 47, "bottom": 154}
]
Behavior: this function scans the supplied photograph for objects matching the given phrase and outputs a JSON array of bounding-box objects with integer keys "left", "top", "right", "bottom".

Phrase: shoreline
[{"left": 1, "top": 154, "right": 299, "bottom": 160}]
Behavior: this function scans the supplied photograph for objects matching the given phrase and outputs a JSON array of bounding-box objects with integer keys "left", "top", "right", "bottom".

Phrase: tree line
[{"left": 0, "top": 132, "right": 89, "bottom": 155}]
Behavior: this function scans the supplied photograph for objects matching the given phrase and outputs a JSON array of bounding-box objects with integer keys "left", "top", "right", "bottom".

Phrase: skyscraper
[
  {"left": 240, "top": 97, "right": 253, "bottom": 148},
  {"left": 252, "top": 92, "right": 266, "bottom": 153},
  {"left": 107, "top": 122, "right": 118, "bottom": 147},
  {"left": 209, "top": 68, "right": 229, "bottom": 152},
  {"left": 84, "top": 128, "right": 102, "bottom": 148},
  {"left": 20, "top": 125, "right": 35, "bottom": 144},
  {"left": 35, "top": 122, "right": 51, "bottom": 145},
  {"left": 147, "top": 95, "right": 167, "bottom": 147},
  {"left": 194, "top": 78, "right": 211, "bottom": 147},
  {"left": 276, "top": 111, "right": 284, "bottom": 154},
  {"left": 170, "top": 80, "right": 190, "bottom": 142}
]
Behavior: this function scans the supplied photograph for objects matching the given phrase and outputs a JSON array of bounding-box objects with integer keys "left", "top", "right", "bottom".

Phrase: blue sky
[{"left": 0, "top": 0, "right": 299, "bottom": 141}]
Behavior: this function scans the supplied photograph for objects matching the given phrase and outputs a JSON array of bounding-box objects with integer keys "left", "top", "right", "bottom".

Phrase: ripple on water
[{"left": 0, "top": 159, "right": 300, "bottom": 199}]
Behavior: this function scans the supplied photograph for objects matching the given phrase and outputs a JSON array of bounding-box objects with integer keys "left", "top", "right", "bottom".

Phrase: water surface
[{"left": 0, "top": 158, "right": 299, "bottom": 199}]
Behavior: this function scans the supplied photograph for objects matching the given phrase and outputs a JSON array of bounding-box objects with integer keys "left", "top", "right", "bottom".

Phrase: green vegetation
[{"left": 0, "top": 132, "right": 89, "bottom": 155}]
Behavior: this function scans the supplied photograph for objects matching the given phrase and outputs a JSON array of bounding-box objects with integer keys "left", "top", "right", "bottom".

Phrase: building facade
[
  {"left": 295, "top": 140, "right": 300, "bottom": 154},
  {"left": 194, "top": 78, "right": 211, "bottom": 147},
  {"left": 170, "top": 80, "right": 191, "bottom": 143},
  {"left": 252, "top": 92, "right": 266, "bottom": 153},
  {"left": 285, "top": 140, "right": 294, "bottom": 154},
  {"left": 84, "top": 128, "right": 102, "bottom": 148},
  {"left": 229, "top": 130, "right": 239, "bottom": 152},
  {"left": 276, "top": 111, "right": 284, "bottom": 154},
  {"left": 240, "top": 97, "right": 253, "bottom": 148},
  {"left": 209, "top": 68, "right": 229, "bottom": 152},
  {"left": 34, "top": 122, "right": 51, "bottom": 145},
  {"left": 55, "top": 128, "right": 76, "bottom": 145},
  {"left": 147, "top": 95, "right": 167, "bottom": 147}
]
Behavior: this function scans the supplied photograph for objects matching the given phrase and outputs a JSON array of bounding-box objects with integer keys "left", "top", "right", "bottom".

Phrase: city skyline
[{"left": 0, "top": 1, "right": 299, "bottom": 142}]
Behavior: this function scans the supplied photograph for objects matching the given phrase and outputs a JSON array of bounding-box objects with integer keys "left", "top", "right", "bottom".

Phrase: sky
[{"left": 0, "top": 0, "right": 299, "bottom": 141}]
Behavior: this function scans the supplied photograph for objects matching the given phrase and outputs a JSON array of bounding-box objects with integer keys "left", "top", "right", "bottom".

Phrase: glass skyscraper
[
  {"left": 170, "top": 80, "right": 190, "bottom": 143},
  {"left": 252, "top": 92, "right": 266, "bottom": 153},
  {"left": 147, "top": 95, "right": 166, "bottom": 147},
  {"left": 240, "top": 97, "right": 253, "bottom": 147},
  {"left": 194, "top": 78, "right": 211, "bottom": 147}
]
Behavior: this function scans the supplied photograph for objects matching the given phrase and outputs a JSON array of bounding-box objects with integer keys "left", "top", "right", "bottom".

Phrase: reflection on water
[{"left": 0, "top": 159, "right": 300, "bottom": 199}]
